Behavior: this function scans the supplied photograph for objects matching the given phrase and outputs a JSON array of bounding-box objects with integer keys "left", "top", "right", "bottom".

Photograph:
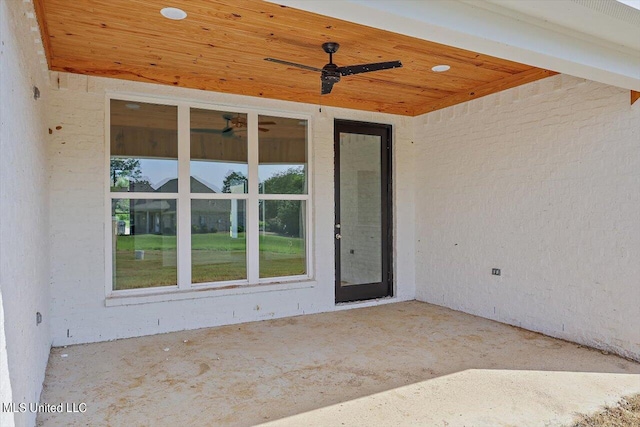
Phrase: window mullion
[
  {"left": 177, "top": 104, "right": 191, "bottom": 289},
  {"left": 247, "top": 111, "right": 259, "bottom": 283}
]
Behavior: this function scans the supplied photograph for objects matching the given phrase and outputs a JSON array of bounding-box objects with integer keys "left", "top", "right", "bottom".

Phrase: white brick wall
[
  {"left": 414, "top": 75, "right": 640, "bottom": 360},
  {"left": 47, "top": 73, "right": 416, "bottom": 346},
  {"left": 0, "top": 1, "right": 51, "bottom": 426}
]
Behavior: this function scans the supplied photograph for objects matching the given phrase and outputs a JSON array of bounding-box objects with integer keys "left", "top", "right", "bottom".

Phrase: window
[
  {"left": 110, "top": 101, "right": 178, "bottom": 291},
  {"left": 108, "top": 98, "right": 310, "bottom": 293},
  {"left": 258, "top": 116, "right": 308, "bottom": 279}
]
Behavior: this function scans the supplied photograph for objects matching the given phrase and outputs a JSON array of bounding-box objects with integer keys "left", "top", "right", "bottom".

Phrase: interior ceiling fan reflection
[
  {"left": 192, "top": 114, "right": 275, "bottom": 137},
  {"left": 230, "top": 116, "right": 276, "bottom": 133}
]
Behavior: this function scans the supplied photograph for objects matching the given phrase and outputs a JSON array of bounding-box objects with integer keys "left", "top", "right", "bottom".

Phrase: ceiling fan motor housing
[{"left": 322, "top": 63, "right": 341, "bottom": 83}]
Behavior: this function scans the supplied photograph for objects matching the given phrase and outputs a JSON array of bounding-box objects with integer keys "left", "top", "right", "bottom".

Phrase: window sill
[{"left": 105, "top": 280, "right": 316, "bottom": 307}]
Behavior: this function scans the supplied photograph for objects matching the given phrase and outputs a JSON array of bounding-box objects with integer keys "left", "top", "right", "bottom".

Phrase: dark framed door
[{"left": 334, "top": 120, "right": 392, "bottom": 303}]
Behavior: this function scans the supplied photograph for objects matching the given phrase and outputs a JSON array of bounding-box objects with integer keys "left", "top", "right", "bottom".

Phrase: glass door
[{"left": 334, "top": 120, "right": 392, "bottom": 302}]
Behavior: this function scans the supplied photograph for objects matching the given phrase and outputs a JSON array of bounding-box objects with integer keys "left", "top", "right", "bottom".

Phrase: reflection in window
[
  {"left": 111, "top": 198, "right": 177, "bottom": 290},
  {"left": 109, "top": 99, "right": 311, "bottom": 291},
  {"left": 110, "top": 100, "right": 178, "bottom": 192},
  {"left": 258, "top": 116, "right": 307, "bottom": 194},
  {"left": 191, "top": 199, "right": 247, "bottom": 283},
  {"left": 190, "top": 108, "right": 248, "bottom": 193},
  {"left": 259, "top": 200, "right": 306, "bottom": 278}
]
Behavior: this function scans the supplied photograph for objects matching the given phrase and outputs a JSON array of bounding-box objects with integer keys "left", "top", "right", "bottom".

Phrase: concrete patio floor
[{"left": 38, "top": 301, "right": 640, "bottom": 426}]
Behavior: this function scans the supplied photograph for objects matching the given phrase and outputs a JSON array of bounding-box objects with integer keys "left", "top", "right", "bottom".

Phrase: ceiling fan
[
  {"left": 191, "top": 114, "right": 274, "bottom": 136},
  {"left": 265, "top": 42, "right": 402, "bottom": 95},
  {"left": 229, "top": 115, "right": 276, "bottom": 133},
  {"left": 192, "top": 114, "right": 235, "bottom": 136}
]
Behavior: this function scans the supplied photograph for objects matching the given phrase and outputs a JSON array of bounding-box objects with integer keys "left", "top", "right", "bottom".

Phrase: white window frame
[{"left": 104, "top": 93, "right": 313, "bottom": 300}]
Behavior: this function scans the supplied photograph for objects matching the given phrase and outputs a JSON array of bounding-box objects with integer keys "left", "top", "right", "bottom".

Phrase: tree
[
  {"left": 222, "top": 171, "right": 248, "bottom": 193},
  {"left": 110, "top": 158, "right": 142, "bottom": 187},
  {"left": 261, "top": 167, "right": 305, "bottom": 236},
  {"left": 260, "top": 166, "right": 305, "bottom": 194},
  {"left": 110, "top": 159, "right": 144, "bottom": 235}
]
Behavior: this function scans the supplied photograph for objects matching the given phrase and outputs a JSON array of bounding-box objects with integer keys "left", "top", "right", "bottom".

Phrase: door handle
[{"left": 335, "top": 233, "right": 342, "bottom": 240}]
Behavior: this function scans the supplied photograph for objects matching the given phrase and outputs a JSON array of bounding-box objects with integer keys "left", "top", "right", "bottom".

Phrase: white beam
[{"left": 268, "top": 0, "right": 640, "bottom": 91}]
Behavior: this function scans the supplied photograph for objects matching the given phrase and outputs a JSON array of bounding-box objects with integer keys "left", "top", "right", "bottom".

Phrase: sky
[
  {"left": 616, "top": 0, "right": 640, "bottom": 10},
  {"left": 134, "top": 158, "right": 303, "bottom": 192}
]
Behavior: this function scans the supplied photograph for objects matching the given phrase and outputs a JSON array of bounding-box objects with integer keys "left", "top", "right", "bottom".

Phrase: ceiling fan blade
[
  {"left": 321, "top": 78, "right": 335, "bottom": 95},
  {"left": 338, "top": 61, "right": 402, "bottom": 76},
  {"left": 258, "top": 127, "right": 270, "bottom": 132},
  {"left": 265, "top": 58, "right": 323, "bottom": 73}
]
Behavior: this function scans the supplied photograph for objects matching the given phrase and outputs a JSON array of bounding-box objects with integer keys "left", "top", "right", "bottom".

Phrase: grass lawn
[
  {"left": 569, "top": 393, "right": 640, "bottom": 426},
  {"left": 114, "top": 232, "right": 305, "bottom": 290},
  {"left": 259, "top": 232, "right": 305, "bottom": 278}
]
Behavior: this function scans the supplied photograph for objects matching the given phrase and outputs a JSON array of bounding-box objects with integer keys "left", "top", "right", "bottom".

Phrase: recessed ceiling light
[
  {"left": 431, "top": 65, "right": 451, "bottom": 72},
  {"left": 160, "top": 7, "right": 187, "bottom": 20},
  {"left": 125, "top": 103, "right": 140, "bottom": 110}
]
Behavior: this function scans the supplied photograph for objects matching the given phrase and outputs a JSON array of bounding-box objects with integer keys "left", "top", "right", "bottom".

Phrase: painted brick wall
[
  {"left": 414, "top": 74, "right": 640, "bottom": 360},
  {"left": 47, "top": 72, "right": 416, "bottom": 346},
  {"left": 0, "top": 1, "right": 51, "bottom": 426}
]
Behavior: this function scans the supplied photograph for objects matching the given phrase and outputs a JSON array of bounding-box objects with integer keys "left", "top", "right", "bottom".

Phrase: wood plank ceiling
[{"left": 34, "top": 0, "right": 556, "bottom": 116}]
